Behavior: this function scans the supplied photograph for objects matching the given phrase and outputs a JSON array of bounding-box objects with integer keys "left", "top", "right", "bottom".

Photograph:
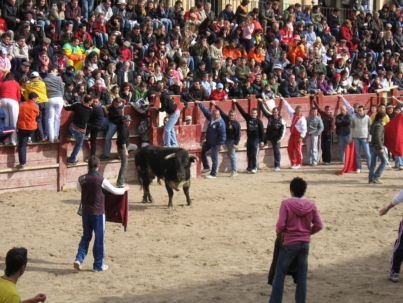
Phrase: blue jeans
[
  {"left": 37, "top": 20, "right": 50, "bottom": 32},
  {"left": 164, "top": 110, "right": 180, "bottom": 147},
  {"left": 354, "top": 138, "right": 371, "bottom": 170},
  {"left": 225, "top": 139, "right": 238, "bottom": 172},
  {"left": 37, "top": 102, "right": 50, "bottom": 140},
  {"left": 82, "top": 0, "right": 94, "bottom": 19},
  {"left": 54, "top": 19, "right": 65, "bottom": 33},
  {"left": 395, "top": 156, "right": 403, "bottom": 168},
  {"left": 69, "top": 124, "right": 85, "bottom": 162},
  {"left": 94, "top": 33, "right": 108, "bottom": 48},
  {"left": 269, "top": 242, "right": 310, "bottom": 303},
  {"left": 369, "top": 145, "right": 387, "bottom": 182},
  {"left": 187, "top": 56, "right": 194, "bottom": 71},
  {"left": 331, "top": 28, "right": 340, "bottom": 40},
  {"left": 193, "top": 55, "right": 212, "bottom": 72},
  {"left": 270, "top": 139, "right": 281, "bottom": 169},
  {"left": 337, "top": 134, "right": 350, "bottom": 163},
  {"left": 75, "top": 214, "right": 105, "bottom": 271},
  {"left": 102, "top": 118, "right": 118, "bottom": 157},
  {"left": 305, "top": 135, "right": 319, "bottom": 165},
  {"left": 201, "top": 141, "right": 219, "bottom": 176}
]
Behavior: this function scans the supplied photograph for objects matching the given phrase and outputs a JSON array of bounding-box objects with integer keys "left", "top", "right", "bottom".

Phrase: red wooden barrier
[{"left": 0, "top": 91, "right": 384, "bottom": 193}]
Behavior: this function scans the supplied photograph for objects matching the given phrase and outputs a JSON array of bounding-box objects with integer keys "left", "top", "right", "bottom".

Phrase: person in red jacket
[
  {"left": 210, "top": 83, "right": 228, "bottom": 101},
  {"left": 279, "top": 23, "right": 293, "bottom": 52},
  {"left": 74, "top": 23, "right": 92, "bottom": 43},
  {"left": 0, "top": 73, "right": 21, "bottom": 145},
  {"left": 339, "top": 20, "right": 354, "bottom": 48}
]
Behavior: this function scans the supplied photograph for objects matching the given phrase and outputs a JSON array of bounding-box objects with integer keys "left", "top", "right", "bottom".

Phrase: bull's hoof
[
  {"left": 148, "top": 198, "right": 155, "bottom": 204},
  {"left": 141, "top": 199, "right": 148, "bottom": 204},
  {"left": 167, "top": 203, "right": 173, "bottom": 209},
  {"left": 187, "top": 200, "right": 192, "bottom": 206}
]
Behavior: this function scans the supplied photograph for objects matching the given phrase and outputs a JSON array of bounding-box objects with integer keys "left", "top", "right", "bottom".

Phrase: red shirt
[
  {"left": 0, "top": 80, "right": 21, "bottom": 102},
  {"left": 209, "top": 89, "right": 227, "bottom": 101}
]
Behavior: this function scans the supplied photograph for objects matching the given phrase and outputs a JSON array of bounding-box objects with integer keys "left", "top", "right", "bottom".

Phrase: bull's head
[{"left": 165, "top": 151, "right": 199, "bottom": 181}]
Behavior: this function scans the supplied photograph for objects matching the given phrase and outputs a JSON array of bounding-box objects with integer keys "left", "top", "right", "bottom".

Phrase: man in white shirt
[{"left": 281, "top": 97, "right": 307, "bottom": 169}]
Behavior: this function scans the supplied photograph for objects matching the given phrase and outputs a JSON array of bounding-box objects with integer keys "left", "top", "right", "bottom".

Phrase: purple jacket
[{"left": 317, "top": 79, "right": 331, "bottom": 94}]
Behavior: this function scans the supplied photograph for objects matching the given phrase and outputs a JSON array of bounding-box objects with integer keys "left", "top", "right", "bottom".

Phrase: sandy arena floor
[{"left": 0, "top": 163, "right": 402, "bottom": 303}]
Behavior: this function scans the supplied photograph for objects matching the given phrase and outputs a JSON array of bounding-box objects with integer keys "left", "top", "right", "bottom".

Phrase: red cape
[
  {"left": 335, "top": 140, "right": 357, "bottom": 175},
  {"left": 384, "top": 114, "right": 403, "bottom": 157},
  {"left": 105, "top": 192, "right": 129, "bottom": 231}
]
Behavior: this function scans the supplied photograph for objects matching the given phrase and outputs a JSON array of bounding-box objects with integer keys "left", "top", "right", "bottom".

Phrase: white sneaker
[
  {"left": 251, "top": 169, "right": 257, "bottom": 174},
  {"left": 290, "top": 165, "right": 295, "bottom": 169},
  {"left": 294, "top": 165, "right": 301, "bottom": 169},
  {"left": 274, "top": 167, "right": 281, "bottom": 171},
  {"left": 356, "top": 169, "right": 361, "bottom": 174},
  {"left": 201, "top": 168, "right": 210, "bottom": 173},
  {"left": 74, "top": 261, "right": 81, "bottom": 271},
  {"left": 230, "top": 171, "right": 238, "bottom": 177},
  {"left": 205, "top": 175, "right": 216, "bottom": 179},
  {"left": 93, "top": 264, "right": 108, "bottom": 272}
]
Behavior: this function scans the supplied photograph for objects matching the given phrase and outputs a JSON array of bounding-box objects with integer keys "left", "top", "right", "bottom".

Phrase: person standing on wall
[
  {"left": 74, "top": 156, "right": 129, "bottom": 272},
  {"left": 154, "top": 87, "right": 180, "bottom": 147}
]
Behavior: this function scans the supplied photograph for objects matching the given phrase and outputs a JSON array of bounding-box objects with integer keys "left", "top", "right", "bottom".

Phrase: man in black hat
[
  {"left": 228, "top": 77, "right": 244, "bottom": 99},
  {"left": 14, "top": 61, "right": 33, "bottom": 82}
]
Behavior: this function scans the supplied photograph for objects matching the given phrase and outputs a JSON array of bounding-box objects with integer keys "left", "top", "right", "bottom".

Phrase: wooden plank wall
[{"left": 0, "top": 92, "right": 384, "bottom": 194}]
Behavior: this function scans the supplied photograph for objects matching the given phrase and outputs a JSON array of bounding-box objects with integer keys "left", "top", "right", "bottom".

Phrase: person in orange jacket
[
  {"left": 17, "top": 92, "right": 40, "bottom": 169},
  {"left": 223, "top": 42, "right": 242, "bottom": 60},
  {"left": 287, "top": 35, "right": 307, "bottom": 65},
  {"left": 247, "top": 44, "right": 269, "bottom": 72}
]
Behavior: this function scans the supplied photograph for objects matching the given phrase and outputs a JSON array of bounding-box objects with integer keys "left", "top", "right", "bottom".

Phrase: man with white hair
[{"left": 204, "top": 2, "right": 216, "bottom": 21}]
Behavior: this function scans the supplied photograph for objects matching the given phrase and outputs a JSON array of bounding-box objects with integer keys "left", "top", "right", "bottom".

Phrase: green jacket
[
  {"left": 235, "top": 66, "right": 252, "bottom": 81},
  {"left": 370, "top": 121, "right": 384, "bottom": 149}
]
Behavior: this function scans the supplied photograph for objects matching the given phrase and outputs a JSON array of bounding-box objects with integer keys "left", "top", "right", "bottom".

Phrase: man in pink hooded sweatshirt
[{"left": 269, "top": 177, "right": 323, "bottom": 303}]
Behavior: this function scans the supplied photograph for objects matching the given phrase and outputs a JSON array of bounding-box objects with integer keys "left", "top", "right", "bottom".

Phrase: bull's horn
[
  {"left": 165, "top": 153, "right": 176, "bottom": 160},
  {"left": 189, "top": 154, "right": 199, "bottom": 161}
]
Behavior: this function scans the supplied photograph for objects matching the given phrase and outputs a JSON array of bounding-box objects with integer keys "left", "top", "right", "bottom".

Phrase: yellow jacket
[
  {"left": 24, "top": 79, "right": 48, "bottom": 103},
  {"left": 370, "top": 113, "right": 390, "bottom": 126}
]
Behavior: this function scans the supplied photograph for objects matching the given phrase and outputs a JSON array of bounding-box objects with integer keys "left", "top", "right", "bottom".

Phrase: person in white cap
[{"left": 24, "top": 71, "right": 49, "bottom": 142}]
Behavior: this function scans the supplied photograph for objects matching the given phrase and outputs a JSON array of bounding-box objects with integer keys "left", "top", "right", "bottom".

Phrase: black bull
[{"left": 134, "top": 146, "right": 199, "bottom": 208}]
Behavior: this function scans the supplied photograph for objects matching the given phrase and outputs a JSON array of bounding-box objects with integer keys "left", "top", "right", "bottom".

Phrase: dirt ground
[{"left": 0, "top": 164, "right": 402, "bottom": 303}]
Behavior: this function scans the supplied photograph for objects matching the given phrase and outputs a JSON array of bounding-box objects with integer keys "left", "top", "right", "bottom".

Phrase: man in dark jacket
[
  {"left": 105, "top": 34, "right": 121, "bottom": 65},
  {"left": 124, "top": 25, "right": 144, "bottom": 60},
  {"left": 280, "top": 74, "right": 300, "bottom": 98},
  {"left": 86, "top": 96, "right": 104, "bottom": 161},
  {"left": 259, "top": 99, "right": 286, "bottom": 171},
  {"left": 74, "top": 156, "right": 128, "bottom": 272},
  {"left": 195, "top": 101, "right": 226, "bottom": 179},
  {"left": 2, "top": 0, "right": 20, "bottom": 31},
  {"left": 63, "top": 94, "right": 93, "bottom": 164},
  {"left": 368, "top": 112, "right": 387, "bottom": 184},
  {"left": 211, "top": 101, "right": 241, "bottom": 177},
  {"left": 328, "top": 8, "right": 341, "bottom": 40},
  {"left": 335, "top": 105, "right": 351, "bottom": 164},
  {"left": 116, "top": 61, "right": 134, "bottom": 87},
  {"left": 228, "top": 78, "right": 244, "bottom": 99},
  {"left": 233, "top": 99, "right": 265, "bottom": 173},
  {"left": 116, "top": 115, "right": 138, "bottom": 187}
]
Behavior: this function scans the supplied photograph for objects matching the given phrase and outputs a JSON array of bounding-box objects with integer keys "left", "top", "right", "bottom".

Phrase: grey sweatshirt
[
  {"left": 306, "top": 115, "right": 324, "bottom": 136},
  {"left": 352, "top": 114, "right": 371, "bottom": 139},
  {"left": 43, "top": 73, "right": 64, "bottom": 99}
]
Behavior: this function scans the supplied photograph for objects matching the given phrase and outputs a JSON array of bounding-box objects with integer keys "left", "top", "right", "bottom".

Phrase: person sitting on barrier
[
  {"left": 0, "top": 247, "right": 47, "bottom": 303},
  {"left": 63, "top": 94, "right": 94, "bottom": 164},
  {"left": 85, "top": 96, "right": 104, "bottom": 162},
  {"left": 99, "top": 97, "right": 124, "bottom": 161}
]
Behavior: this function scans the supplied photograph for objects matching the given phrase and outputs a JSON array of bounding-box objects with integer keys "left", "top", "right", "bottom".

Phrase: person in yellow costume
[{"left": 63, "top": 37, "right": 86, "bottom": 71}]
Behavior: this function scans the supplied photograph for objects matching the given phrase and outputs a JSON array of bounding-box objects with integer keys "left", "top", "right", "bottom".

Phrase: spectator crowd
[{"left": 0, "top": 0, "right": 403, "bottom": 176}]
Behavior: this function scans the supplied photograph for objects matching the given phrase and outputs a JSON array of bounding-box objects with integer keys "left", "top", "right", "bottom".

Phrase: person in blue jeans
[
  {"left": 195, "top": 100, "right": 226, "bottom": 179},
  {"left": 100, "top": 97, "right": 124, "bottom": 161},
  {"left": 351, "top": 105, "right": 371, "bottom": 173},
  {"left": 63, "top": 95, "right": 94, "bottom": 164},
  {"left": 211, "top": 101, "right": 241, "bottom": 177},
  {"left": 154, "top": 87, "right": 180, "bottom": 147},
  {"left": 368, "top": 112, "right": 387, "bottom": 184},
  {"left": 74, "top": 156, "right": 129, "bottom": 272},
  {"left": 269, "top": 177, "right": 323, "bottom": 303}
]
